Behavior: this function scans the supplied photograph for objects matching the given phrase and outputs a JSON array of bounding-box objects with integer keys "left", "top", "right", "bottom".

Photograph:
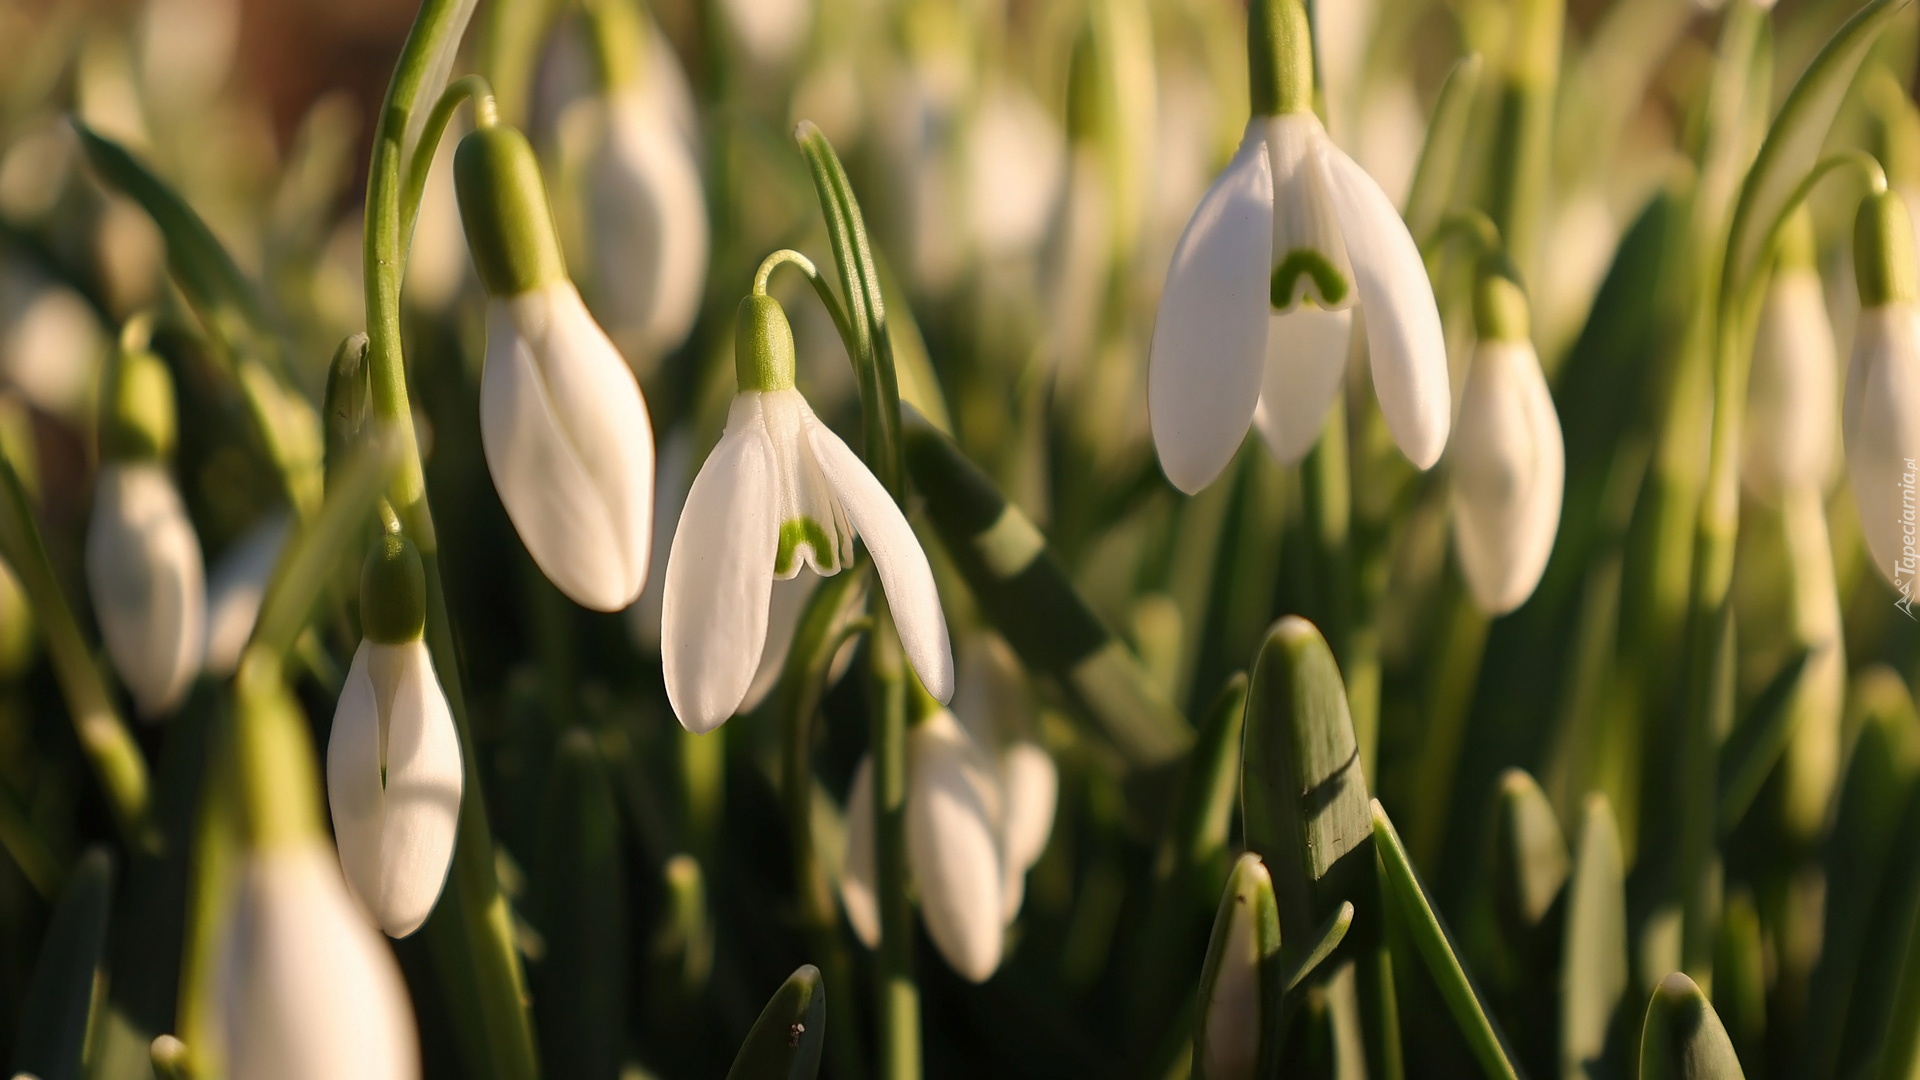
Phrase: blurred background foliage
[{"left": 0, "top": 0, "right": 1918, "bottom": 1076}]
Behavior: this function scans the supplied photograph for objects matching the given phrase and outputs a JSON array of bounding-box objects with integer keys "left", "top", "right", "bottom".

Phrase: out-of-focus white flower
[
  {"left": 587, "top": 85, "right": 708, "bottom": 368},
  {"left": 968, "top": 85, "right": 1064, "bottom": 262},
  {"left": 720, "top": 0, "right": 813, "bottom": 67},
  {"left": 404, "top": 125, "right": 470, "bottom": 314},
  {"left": 456, "top": 123, "right": 656, "bottom": 612},
  {"left": 953, "top": 636, "right": 1056, "bottom": 920},
  {"left": 839, "top": 708, "right": 1008, "bottom": 983},
  {"left": 1448, "top": 263, "right": 1563, "bottom": 615},
  {"left": 326, "top": 535, "right": 461, "bottom": 939},
  {"left": 1844, "top": 190, "right": 1920, "bottom": 592},
  {"left": 1744, "top": 214, "right": 1838, "bottom": 502},
  {"left": 0, "top": 259, "right": 106, "bottom": 421},
  {"left": 203, "top": 514, "right": 289, "bottom": 677},
  {"left": 139, "top": 0, "right": 239, "bottom": 112},
  {"left": 1148, "top": 87, "right": 1446, "bottom": 493},
  {"left": 88, "top": 462, "right": 205, "bottom": 717},
  {"left": 661, "top": 295, "right": 951, "bottom": 734},
  {"left": 220, "top": 845, "right": 420, "bottom": 1080}
]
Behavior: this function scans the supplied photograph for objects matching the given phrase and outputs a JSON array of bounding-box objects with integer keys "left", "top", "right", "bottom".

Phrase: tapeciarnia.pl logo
[{"left": 1899, "top": 457, "right": 1918, "bottom": 620}]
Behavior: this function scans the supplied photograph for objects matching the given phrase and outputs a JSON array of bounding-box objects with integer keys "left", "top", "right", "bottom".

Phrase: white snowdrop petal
[
  {"left": 1266, "top": 113, "right": 1355, "bottom": 311},
  {"left": 839, "top": 754, "right": 880, "bottom": 948},
  {"left": 1147, "top": 121, "right": 1273, "bottom": 495},
  {"left": 1449, "top": 341, "right": 1564, "bottom": 615},
  {"left": 221, "top": 846, "right": 419, "bottom": 1080},
  {"left": 1844, "top": 305, "right": 1920, "bottom": 590},
  {"left": 998, "top": 741, "right": 1057, "bottom": 923},
  {"left": 591, "top": 89, "right": 709, "bottom": 365},
  {"left": 373, "top": 640, "right": 462, "bottom": 937},
  {"left": 907, "top": 712, "right": 1005, "bottom": 983},
  {"left": 662, "top": 402, "right": 780, "bottom": 733},
  {"left": 481, "top": 285, "right": 655, "bottom": 612},
  {"left": 806, "top": 421, "right": 954, "bottom": 702},
  {"left": 1744, "top": 269, "right": 1838, "bottom": 500},
  {"left": 327, "top": 642, "right": 385, "bottom": 926},
  {"left": 739, "top": 572, "right": 822, "bottom": 714},
  {"left": 1316, "top": 140, "right": 1450, "bottom": 469},
  {"left": 86, "top": 462, "right": 205, "bottom": 718},
  {"left": 1250, "top": 305, "right": 1354, "bottom": 465}
]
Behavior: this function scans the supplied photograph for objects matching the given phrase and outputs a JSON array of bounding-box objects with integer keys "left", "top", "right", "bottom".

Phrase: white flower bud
[
  {"left": 86, "top": 462, "right": 205, "bottom": 718},
  {"left": 220, "top": 845, "right": 420, "bottom": 1080},
  {"left": 326, "top": 638, "right": 463, "bottom": 938},
  {"left": 1449, "top": 338, "right": 1564, "bottom": 615},
  {"left": 588, "top": 86, "right": 708, "bottom": 368},
  {"left": 906, "top": 709, "right": 1005, "bottom": 983}
]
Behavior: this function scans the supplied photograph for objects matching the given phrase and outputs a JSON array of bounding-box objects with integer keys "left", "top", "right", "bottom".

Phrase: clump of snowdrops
[{"left": 0, "top": 0, "right": 1917, "bottom": 1077}]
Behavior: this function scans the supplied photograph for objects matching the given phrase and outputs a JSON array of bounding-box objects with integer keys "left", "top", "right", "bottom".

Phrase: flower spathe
[
  {"left": 457, "top": 122, "right": 657, "bottom": 613},
  {"left": 220, "top": 845, "right": 420, "bottom": 1080},
  {"left": 326, "top": 636, "right": 463, "bottom": 937},
  {"left": 87, "top": 461, "right": 205, "bottom": 718},
  {"left": 1147, "top": 8, "right": 1446, "bottom": 495},
  {"left": 1846, "top": 190, "right": 1920, "bottom": 592},
  {"left": 661, "top": 294, "right": 951, "bottom": 733}
]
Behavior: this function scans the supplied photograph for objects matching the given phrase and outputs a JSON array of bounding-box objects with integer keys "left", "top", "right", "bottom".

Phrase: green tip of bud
[
  {"left": 1855, "top": 189, "right": 1919, "bottom": 308},
  {"left": 1248, "top": 0, "right": 1314, "bottom": 117},
  {"left": 734, "top": 294, "right": 797, "bottom": 393},
  {"left": 360, "top": 533, "right": 427, "bottom": 644},
  {"left": 453, "top": 125, "right": 570, "bottom": 298},
  {"left": 100, "top": 338, "right": 177, "bottom": 462},
  {"left": 1473, "top": 253, "right": 1531, "bottom": 343},
  {"left": 1066, "top": 24, "right": 1105, "bottom": 142}
]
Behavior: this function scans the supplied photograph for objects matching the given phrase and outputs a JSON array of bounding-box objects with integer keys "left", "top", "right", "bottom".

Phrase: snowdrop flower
[
  {"left": 1745, "top": 210, "right": 1838, "bottom": 502},
  {"left": 455, "top": 120, "right": 655, "bottom": 612},
  {"left": 841, "top": 707, "right": 1007, "bottom": 982},
  {"left": 661, "top": 291, "right": 952, "bottom": 733},
  {"left": 1194, "top": 854, "right": 1281, "bottom": 1080},
  {"left": 954, "top": 636, "right": 1057, "bottom": 920},
  {"left": 86, "top": 336, "right": 204, "bottom": 718},
  {"left": 0, "top": 258, "right": 106, "bottom": 422},
  {"left": 1147, "top": 0, "right": 1447, "bottom": 493},
  {"left": 224, "top": 651, "right": 419, "bottom": 1080},
  {"left": 326, "top": 534, "right": 462, "bottom": 938},
  {"left": 1448, "top": 258, "right": 1563, "bottom": 615},
  {"left": 1846, "top": 190, "right": 1920, "bottom": 592},
  {"left": 584, "top": 16, "right": 708, "bottom": 369}
]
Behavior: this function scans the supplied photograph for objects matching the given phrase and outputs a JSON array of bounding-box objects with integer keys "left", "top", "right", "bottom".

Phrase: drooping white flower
[
  {"left": 88, "top": 462, "right": 205, "bottom": 717},
  {"left": 1448, "top": 263, "right": 1563, "bottom": 615},
  {"left": 954, "top": 636, "right": 1057, "bottom": 921},
  {"left": 1147, "top": 0, "right": 1446, "bottom": 494},
  {"left": 1845, "top": 190, "right": 1920, "bottom": 591},
  {"left": 221, "top": 845, "right": 420, "bottom": 1080},
  {"left": 326, "top": 536, "right": 462, "bottom": 938},
  {"left": 587, "top": 84, "right": 708, "bottom": 367},
  {"left": 720, "top": 0, "right": 812, "bottom": 67},
  {"left": 457, "top": 123, "right": 656, "bottom": 612},
  {"left": 86, "top": 339, "right": 203, "bottom": 718},
  {"left": 1745, "top": 210, "right": 1838, "bottom": 502},
  {"left": 839, "top": 707, "right": 1007, "bottom": 983},
  {"left": 661, "top": 294, "right": 952, "bottom": 734}
]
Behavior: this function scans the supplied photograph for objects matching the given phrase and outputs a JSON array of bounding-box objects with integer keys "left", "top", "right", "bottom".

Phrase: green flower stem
[
  {"left": 362, "top": 2, "right": 539, "bottom": 1075},
  {"left": 0, "top": 451, "right": 151, "bottom": 852},
  {"left": 1485, "top": 0, "right": 1562, "bottom": 283},
  {"left": 868, "top": 598, "right": 920, "bottom": 1080},
  {"left": 401, "top": 75, "right": 499, "bottom": 245}
]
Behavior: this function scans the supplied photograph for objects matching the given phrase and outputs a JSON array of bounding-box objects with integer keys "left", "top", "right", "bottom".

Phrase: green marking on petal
[
  {"left": 777, "top": 517, "right": 839, "bottom": 576},
  {"left": 1270, "top": 248, "right": 1349, "bottom": 310}
]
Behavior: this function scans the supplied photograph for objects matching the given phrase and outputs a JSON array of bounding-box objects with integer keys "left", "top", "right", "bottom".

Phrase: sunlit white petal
[
  {"left": 907, "top": 710, "right": 1005, "bottom": 982},
  {"left": 1148, "top": 122, "right": 1273, "bottom": 494},
  {"left": 998, "top": 741, "right": 1056, "bottom": 922},
  {"left": 1266, "top": 114, "right": 1354, "bottom": 311},
  {"left": 590, "top": 88, "right": 709, "bottom": 366},
  {"left": 1449, "top": 340, "right": 1563, "bottom": 615},
  {"left": 1250, "top": 306, "right": 1354, "bottom": 464}
]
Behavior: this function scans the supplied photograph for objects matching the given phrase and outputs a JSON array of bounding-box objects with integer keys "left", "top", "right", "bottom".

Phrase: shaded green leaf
[
  {"left": 1561, "top": 794, "right": 1627, "bottom": 1080},
  {"left": 1638, "top": 973, "right": 1743, "bottom": 1080},
  {"left": 13, "top": 847, "right": 114, "bottom": 1080},
  {"left": 726, "top": 964, "right": 827, "bottom": 1080},
  {"left": 1715, "top": 646, "right": 1812, "bottom": 834},
  {"left": 533, "top": 729, "right": 626, "bottom": 1080}
]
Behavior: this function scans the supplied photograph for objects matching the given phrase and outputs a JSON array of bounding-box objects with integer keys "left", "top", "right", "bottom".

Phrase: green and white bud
[
  {"left": 1193, "top": 853, "right": 1281, "bottom": 1080},
  {"left": 456, "top": 122, "right": 657, "bottom": 612},
  {"left": 325, "top": 534, "right": 461, "bottom": 938},
  {"left": 86, "top": 329, "right": 204, "bottom": 718},
  {"left": 1844, "top": 189, "right": 1920, "bottom": 591}
]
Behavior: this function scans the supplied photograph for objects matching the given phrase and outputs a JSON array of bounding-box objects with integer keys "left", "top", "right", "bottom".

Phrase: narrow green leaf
[
  {"left": 1371, "top": 800, "right": 1522, "bottom": 1080},
  {"left": 1241, "top": 617, "right": 1372, "bottom": 949},
  {"left": 1405, "top": 53, "right": 1486, "bottom": 240},
  {"left": 1878, "top": 895, "right": 1920, "bottom": 1080},
  {"left": 901, "top": 415, "right": 1191, "bottom": 766},
  {"left": 12, "top": 848, "right": 114, "bottom": 1080},
  {"left": 1715, "top": 646, "right": 1812, "bottom": 834},
  {"left": 1712, "top": 889, "right": 1765, "bottom": 1067},
  {"left": 1638, "top": 973, "right": 1744, "bottom": 1080},
  {"left": 1561, "top": 794, "right": 1627, "bottom": 1080},
  {"left": 533, "top": 729, "right": 626, "bottom": 1080},
  {"left": 726, "top": 965, "right": 827, "bottom": 1080},
  {"left": 1721, "top": 0, "right": 1911, "bottom": 306},
  {"left": 1282, "top": 901, "right": 1355, "bottom": 995},
  {"left": 1491, "top": 769, "right": 1569, "bottom": 940},
  {"left": 1193, "top": 854, "right": 1283, "bottom": 1080}
]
